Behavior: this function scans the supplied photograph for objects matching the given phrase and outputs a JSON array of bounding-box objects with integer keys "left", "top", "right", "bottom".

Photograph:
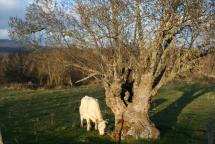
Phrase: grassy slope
[{"left": 0, "top": 81, "right": 214, "bottom": 144}]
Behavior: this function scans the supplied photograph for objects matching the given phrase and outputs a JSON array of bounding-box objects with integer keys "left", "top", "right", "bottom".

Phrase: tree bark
[
  {"left": 121, "top": 91, "right": 160, "bottom": 140},
  {"left": 105, "top": 80, "right": 160, "bottom": 142},
  {"left": 105, "top": 81, "right": 126, "bottom": 142}
]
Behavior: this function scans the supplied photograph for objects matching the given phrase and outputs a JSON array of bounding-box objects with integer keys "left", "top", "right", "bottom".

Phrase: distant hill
[{"left": 0, "top": 39, "right": 28, "bottom": 54}]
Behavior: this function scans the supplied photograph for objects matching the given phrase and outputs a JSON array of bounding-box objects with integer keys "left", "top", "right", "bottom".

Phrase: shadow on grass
[
  {"left": 151, "top": 98, "right": 167, "bottom": 110},
  {"left": 152, "top": 82, "right": 214, "bottom": 143},
  {"left": 34, "top": 130, "right": 115, "bottom": 144}
]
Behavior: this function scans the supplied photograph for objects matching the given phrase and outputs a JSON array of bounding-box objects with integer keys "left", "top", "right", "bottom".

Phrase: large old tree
[{"left": 9, "top": 0, "right": 214, "bottom": 141}]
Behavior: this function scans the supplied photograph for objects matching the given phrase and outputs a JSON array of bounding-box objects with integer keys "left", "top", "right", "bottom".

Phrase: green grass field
[{"left": 0, "top": 81, "right": 214, "bottom": 144}]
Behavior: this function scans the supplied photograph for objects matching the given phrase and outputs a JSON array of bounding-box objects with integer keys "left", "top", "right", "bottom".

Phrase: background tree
[
  {"left": 0, "top": 55, "right": 6, "bottom": 83},
  {"left": 9, "top": 0, "right": 215, "bottom": 141},
  {"left": 33, "top": 48, "right": 85, "bottom": 87},
  {"left": 3, "top": 53, "right": 37, "bottom": 83}
]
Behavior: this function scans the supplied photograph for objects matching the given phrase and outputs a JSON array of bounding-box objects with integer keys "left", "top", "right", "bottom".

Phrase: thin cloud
[
  {"left": 0, "top": 0, "right": 31, "bottom": 39},
  {"left": 0, "top": 29, "right": 9, "bottom": 39},
  {"left": 0, "top": 0, "right": 22, "bottom": 10}
]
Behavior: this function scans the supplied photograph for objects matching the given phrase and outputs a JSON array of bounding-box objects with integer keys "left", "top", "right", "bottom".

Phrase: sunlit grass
[{"left": 0, "top": 81, "right": 214, "bottom": 144}]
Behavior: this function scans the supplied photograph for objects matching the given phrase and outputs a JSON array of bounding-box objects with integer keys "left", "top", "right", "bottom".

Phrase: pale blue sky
[{"left": 0, "top": 0, "right": 32, "bottom": 39}]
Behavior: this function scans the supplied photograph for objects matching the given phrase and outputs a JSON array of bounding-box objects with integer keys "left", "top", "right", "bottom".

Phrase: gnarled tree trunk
[
  {"left": 105, "top": 79, "right": 160, "bottom": 142},
  {"left": 105, "top": 81, "right": 126, "bottom": 142},
  {"left": 121, "top": 90, "right": 160, "bottom": 140}
]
